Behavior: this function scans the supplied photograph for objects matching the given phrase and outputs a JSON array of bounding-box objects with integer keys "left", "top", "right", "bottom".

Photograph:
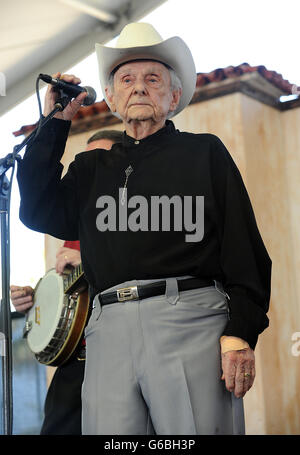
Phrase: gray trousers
[{"left": 82, "top": 276, "right": 245, "bottom": 435}]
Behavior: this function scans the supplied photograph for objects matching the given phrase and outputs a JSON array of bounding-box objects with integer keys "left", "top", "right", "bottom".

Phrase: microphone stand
[{"left": 0, "top": 93, "right": 71, "bottom": 435}]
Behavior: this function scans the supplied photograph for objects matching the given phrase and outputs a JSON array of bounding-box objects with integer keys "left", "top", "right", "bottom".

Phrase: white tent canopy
[{"left": 0, "top": 0, "right": 166, "bottom": 116}]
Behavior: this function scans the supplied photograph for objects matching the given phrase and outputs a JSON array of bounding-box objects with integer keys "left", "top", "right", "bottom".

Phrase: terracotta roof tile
[{"left": 196, "top": 62, "right": 295, "bottom": 94}]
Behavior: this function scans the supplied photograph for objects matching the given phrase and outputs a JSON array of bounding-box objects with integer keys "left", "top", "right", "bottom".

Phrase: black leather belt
[{"left": 99, "top": 277, "right": 215, "bottom": 306}]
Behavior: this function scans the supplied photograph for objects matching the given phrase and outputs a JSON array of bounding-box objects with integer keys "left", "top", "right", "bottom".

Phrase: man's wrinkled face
[{"left": 105, "top": 60, "right": 181, "bottom": 124}]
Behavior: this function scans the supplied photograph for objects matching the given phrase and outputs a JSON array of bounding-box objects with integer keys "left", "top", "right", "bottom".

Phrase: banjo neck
[{"left": 63, "top": 263, "right": 87, "bottom": 295}]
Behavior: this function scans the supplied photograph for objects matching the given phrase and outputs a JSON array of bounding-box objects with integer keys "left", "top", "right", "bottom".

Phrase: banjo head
[
  {"left": 27, "top": 269, "right": 65, "bottom": 354},
  {"left": 24, "top": 263, "right": 89, "bottom": 366}
]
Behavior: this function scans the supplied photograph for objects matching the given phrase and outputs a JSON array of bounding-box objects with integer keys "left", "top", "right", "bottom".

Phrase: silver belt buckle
[{"left": 117, "top": 286, "right": 139, "bottom": 302}]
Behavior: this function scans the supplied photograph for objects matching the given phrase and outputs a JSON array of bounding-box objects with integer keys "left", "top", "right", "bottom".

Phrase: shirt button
[{"left": 134, "top": 140, "right": 140, "bottom": 145}]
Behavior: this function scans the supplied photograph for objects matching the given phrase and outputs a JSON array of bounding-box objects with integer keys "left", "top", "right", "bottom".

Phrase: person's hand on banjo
[
  {"left": 10, "top": 285, "right": 34, "bottom": 313},
  {"left": 55, "top": 247, "right": 81, "bottom": 275}
]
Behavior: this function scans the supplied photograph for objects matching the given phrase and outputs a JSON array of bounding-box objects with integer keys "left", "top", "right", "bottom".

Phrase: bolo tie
[{"left": 121, "top": 165, "right": 134, "bottom": 205}]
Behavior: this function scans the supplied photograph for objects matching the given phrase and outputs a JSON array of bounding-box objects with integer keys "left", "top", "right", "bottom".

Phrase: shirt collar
[{"left": 122, "top": 120, "right": 177, "bottom": 148}]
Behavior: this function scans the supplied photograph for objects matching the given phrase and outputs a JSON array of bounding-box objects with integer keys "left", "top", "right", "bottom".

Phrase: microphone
[{"left": 39, "top": 73, "right": 97, "bottom": 106}]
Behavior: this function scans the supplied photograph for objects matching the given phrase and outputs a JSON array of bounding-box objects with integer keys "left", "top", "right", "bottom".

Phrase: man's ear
[
  {"left": 169, "top": 88, "right": 182, "bottom": 113},
  {"left": 105, "top": 87, "right": 116, "bottom": 112}
]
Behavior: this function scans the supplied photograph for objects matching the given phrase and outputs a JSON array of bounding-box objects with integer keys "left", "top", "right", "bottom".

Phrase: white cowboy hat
[{"left": 95, "top": 22, "right": 196, "bottom": 118}]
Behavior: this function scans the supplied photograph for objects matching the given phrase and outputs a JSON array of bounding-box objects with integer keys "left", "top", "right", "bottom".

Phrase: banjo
[{"left": 23, "top": 263, "right": 89, "bottom": 366}]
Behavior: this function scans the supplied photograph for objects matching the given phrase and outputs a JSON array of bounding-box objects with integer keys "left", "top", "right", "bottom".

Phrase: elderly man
[{"left": 17, "top": 23, "right": 271, "bottom": 435}]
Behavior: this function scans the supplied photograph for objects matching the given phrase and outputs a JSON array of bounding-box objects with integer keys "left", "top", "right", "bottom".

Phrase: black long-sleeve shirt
[{"left": 17, "top": 118, "right": 272, "bottom": 349}]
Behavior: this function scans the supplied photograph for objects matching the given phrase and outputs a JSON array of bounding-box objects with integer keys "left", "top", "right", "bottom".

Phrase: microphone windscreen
[{"left": 83, "top": 86, "right": 97, "bottom": 106}]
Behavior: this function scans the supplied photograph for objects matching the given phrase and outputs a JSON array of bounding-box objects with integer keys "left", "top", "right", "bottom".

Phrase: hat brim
[{"left": 95, "top": 36, "right": 196, "bottom": 118}]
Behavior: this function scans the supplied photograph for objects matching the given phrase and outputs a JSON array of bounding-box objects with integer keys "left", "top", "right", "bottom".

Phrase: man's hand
[
  {"left": 221, "top": 347, "right": 255, "bottom": 398},
  {"left": 43, "top": 72, "right": 87, "bottom": 121},
  {"left": 10, "top": 285, "right": 34, "bottom": 313},
  {"left": 55, "top": 247, "right": 81, "bottom": 275}
]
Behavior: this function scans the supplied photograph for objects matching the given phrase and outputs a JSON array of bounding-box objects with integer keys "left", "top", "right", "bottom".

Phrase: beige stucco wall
[{"left": 45, "top": 93, "right": 300, "bottom": 434}]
